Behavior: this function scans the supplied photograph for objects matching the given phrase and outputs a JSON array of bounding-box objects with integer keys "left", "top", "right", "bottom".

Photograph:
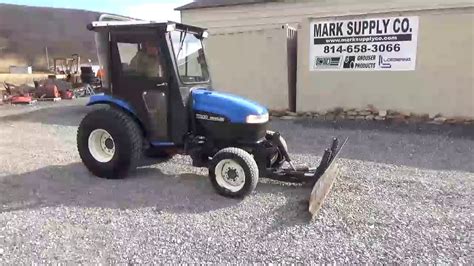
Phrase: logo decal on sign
[
  {"left": 343, "top": 56, "right": 356, "bottom": 69},
  {"left": 314, "top": 56, "right": 341, "bottom": 69},
  {"left": 379, "top": 55, "right": 392, "bottom": 68}
]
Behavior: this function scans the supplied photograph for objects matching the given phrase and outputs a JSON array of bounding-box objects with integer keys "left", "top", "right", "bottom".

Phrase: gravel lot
[{"left": 0, "top": 100, "right": 472, "bottom": 264}]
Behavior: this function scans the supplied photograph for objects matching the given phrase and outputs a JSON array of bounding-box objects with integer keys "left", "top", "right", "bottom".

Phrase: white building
[{"left": 177, "top": 1, "right": 474, "bottom": 117}]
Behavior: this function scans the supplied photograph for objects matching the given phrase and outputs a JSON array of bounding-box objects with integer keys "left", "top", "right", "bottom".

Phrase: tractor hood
[{"left": 192, "top": 89, "right": 268, "bottom": 124}]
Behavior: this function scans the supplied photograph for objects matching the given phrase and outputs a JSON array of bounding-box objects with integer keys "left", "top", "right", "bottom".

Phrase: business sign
[{"left": 309, "top": 16, "right": 419, "bottom": 71}]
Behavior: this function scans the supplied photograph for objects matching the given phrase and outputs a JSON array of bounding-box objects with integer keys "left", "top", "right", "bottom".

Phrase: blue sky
[{"left": 0, "top": 0, "right": 192, "bottom": 21}]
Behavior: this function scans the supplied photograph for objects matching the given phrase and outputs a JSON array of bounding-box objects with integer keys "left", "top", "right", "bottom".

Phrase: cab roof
[{"left": 87, "top": 20, "right": 206, "bottom": 34}]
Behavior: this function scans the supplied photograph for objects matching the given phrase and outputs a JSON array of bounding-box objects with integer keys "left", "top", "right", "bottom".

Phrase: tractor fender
[
  {"left": 87, "top": 94, "right": 135, "bottom": 114},
  {"left": 86, "top": 94, "right": 146, "bottom": 135}
]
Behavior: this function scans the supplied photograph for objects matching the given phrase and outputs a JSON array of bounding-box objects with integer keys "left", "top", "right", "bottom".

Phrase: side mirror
[{"left": 195, "top": 31, "right": 209, "bottom": 39}]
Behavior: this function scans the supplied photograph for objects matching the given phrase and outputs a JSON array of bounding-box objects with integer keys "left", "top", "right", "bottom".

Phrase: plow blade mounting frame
[{"left": 266, "top": 137, "right": 348, "bottom": 218}]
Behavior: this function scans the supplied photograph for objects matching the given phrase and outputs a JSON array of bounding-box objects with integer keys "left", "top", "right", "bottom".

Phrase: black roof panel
[{"left": 87, "top": 21, "right": 206, "bottom": 33}]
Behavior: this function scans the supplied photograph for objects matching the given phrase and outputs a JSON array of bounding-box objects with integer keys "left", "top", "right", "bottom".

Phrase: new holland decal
[{"left": 196, "top": 113, "right": 226, "bottom": 122}]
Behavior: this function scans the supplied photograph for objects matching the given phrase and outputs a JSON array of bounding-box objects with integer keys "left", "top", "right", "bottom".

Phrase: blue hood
[{"left": 192, "top": 89, "right": 268, "bottom": 123}]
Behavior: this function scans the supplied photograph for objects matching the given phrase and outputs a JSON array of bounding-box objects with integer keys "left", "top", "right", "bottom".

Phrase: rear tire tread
[{"left": 77, "top": 107, "right": 143, "bottom": 179}]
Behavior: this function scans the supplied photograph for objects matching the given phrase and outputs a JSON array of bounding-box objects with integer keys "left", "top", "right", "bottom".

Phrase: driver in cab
[{"left": 130, "top": 41, "right": 164, "bottom": 78}]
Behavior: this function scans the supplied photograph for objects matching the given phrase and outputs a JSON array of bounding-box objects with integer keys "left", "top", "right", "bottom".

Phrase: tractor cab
[
  {"left": 87, "top": 16, "right": 268, "bottom": 147},
  {"left": 88, "top": 18, "right": 211, "bottom": 144}
]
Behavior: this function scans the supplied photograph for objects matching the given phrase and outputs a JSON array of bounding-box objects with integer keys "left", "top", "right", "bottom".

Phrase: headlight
[{"left": 246, "top": 113, "right": 269, "bottom": 124}]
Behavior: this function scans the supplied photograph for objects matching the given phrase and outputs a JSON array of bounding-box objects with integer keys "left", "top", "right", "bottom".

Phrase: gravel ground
[{"left": 0, "top": 100, "right": 472, "bottom": 264}]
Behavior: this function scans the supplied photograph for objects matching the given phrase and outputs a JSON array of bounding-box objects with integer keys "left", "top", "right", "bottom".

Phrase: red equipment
[
  {"left": 11, "top": 95, "right": 33, "bottom": 104},
  {"left": 36, "top": 83, "right": 60, "bottom": 99},
  {"left": 3, "top": 82, "right": 34, "bottom": 104},
  {"left": 60, "top": 90, "right": 75, "bottom": 99}
]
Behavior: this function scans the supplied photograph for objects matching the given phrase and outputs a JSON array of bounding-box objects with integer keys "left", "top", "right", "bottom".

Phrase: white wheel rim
[
  {"left": 215, "top": 159, "right": 246, "bottom": 192},
  {"left": 88, "top": 129, "right": 115, "bottom": 163}
]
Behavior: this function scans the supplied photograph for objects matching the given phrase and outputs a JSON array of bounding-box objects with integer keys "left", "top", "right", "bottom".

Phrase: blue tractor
[{"left": 77, "top": 15, "right": 347, "bottom": 216}]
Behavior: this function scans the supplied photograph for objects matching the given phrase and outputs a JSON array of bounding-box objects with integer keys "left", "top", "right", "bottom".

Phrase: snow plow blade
[
  {"left": 266, "top": 135, "right": 348, "bottom": 218},
  {"left": 309, "top": 138, "right": 348, "bottom": 217}
]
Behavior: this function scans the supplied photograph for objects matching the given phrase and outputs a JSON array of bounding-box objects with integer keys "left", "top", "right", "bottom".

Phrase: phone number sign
[{"left": 309, "top": 16, "right": 419, "bottom": 71}]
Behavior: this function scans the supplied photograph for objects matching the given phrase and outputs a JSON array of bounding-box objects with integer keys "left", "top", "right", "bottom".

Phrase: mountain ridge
[{"left": 0, "top": 3, "right": 102, "bottom": 72}]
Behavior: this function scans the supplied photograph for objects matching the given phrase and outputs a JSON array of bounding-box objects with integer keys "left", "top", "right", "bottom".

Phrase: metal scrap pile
[
  {"left": 35, "top": 79, "right": 75, "bottom": 100},
  {"left": 2, "top": 78, "right": 82, "bottom": 105},
  {"left": 2, "top": 82, "right": 36, "bottom": 104}
]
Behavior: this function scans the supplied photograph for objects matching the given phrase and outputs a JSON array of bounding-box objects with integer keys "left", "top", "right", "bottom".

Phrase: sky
[{"left": 0, "top": 0, "right": 192, "bottom": 21}]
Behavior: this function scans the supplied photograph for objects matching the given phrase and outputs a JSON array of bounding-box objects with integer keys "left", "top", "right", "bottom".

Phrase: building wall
[
  {"left": 204, "top": 27, "right": 291, "bottom": 109},
  {"left": 181, "top": 1, "right": 474, "bottom": 117},
  {"left": 181, "top": 0, "right": 472, "bottom": 33},
  {"left": 297, "top": 7, "right": 474, "bottom": 117}
]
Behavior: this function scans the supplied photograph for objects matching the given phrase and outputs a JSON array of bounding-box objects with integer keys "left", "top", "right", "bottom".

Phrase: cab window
[{"left": 117, "top": 41, "right": 165, "bottom": 79}]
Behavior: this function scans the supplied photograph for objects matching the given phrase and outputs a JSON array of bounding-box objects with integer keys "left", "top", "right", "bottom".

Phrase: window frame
[
  {"left": 116, "top": 40, "right": 166, "bottom": 80},
  {"left": 167, "top": 31, "right": 210, "bottom": 85}
]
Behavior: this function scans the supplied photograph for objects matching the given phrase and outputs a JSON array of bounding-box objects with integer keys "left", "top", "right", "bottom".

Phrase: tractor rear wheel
[
  {"left": 209, "top": 148, "right": 259, "bottom": 198},
  {"left": 77, "top": 107, "right": 143, "bottom": 179}
]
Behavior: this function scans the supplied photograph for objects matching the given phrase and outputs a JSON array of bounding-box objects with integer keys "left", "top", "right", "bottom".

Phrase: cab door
[{"left": 110, "top": 31, "right": 170, "bottom": 142}]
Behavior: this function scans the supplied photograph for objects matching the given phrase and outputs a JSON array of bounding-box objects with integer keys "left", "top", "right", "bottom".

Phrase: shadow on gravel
[
  {"left": 272, "top": 119, "right": 474, "bottom": 173},
  {"left": 0, "top": 162, "right": 306, "bottom": 217},
  {"left": 0, "top": 162, "right": 240, "bottom": 213},
  {"left": 0, "top": 162, "right": 317, "bottom": 225},
  {"left": 0, "top": 104, "right": 90, "bottom": 127}
]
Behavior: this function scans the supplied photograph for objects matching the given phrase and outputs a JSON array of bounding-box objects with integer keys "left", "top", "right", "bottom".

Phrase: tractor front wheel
[
  {"left": 209, "top": 148, "right": 259, "bottom": 198},
  {"left": 77, "top": 108, "right": 143, "bottom": 179}
]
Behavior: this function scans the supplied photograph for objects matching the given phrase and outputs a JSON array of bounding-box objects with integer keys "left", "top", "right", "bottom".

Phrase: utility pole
[{"left": 45, "top": 46, "right": 50, "bottom": 71}]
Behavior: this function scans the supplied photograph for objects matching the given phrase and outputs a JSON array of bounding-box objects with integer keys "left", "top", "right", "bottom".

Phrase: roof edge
[{"left": 175, "top": 1, "right": 272, "bottom": 11}]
